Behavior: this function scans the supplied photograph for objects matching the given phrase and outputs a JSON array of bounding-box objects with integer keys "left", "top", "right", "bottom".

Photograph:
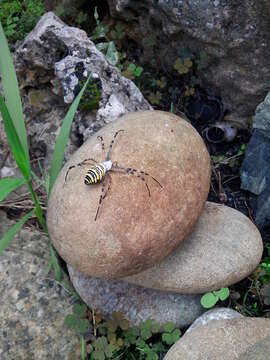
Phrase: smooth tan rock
[
  {"left": 47, "top": 111, "right": 210, "bottom": 278},
  {"left": 164, "top": 318, "right": 270, "bottom": 360},
  {"left": 124, "top": 202, "right": 263, "bottom": 293}
]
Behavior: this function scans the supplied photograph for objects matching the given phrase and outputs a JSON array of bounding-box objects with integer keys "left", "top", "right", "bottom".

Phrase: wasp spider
[{"left": 65, "top": 130, "right": 163, "bottom": 220}]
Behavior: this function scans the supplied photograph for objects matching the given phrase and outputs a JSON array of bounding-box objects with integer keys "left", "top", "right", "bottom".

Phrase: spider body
[
  {"left": 65, "top": 130, "right": 162, "bottom": 220},
  {"left": 84, "top": 161, "right": 112, "bottom": 185}
]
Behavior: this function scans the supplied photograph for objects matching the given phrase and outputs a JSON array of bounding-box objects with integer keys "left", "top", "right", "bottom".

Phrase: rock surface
[
  {"left": 47, "top": 111, "right": 211, "bottom": 278},
  {"left": 164, "top": 318, "right": 270, "bottom": 360},
  {"left": 1, "top": 11, "right": 151, "bottom": 178},
  {"left": 186, "top": 307, "right": 243, "bottom": 333},
  {"left": 68, "top": 266, "right": 204, "bottom": 328},
  {"left": 0, "top": 211, "right": 80, "bottom": 360},
  {"left": 124, "top": 202, "right": 263, "bottom": 293},
  {"left": 108, "top": 0, "right": 270, "bottom": 126},
  {"left": 241, "top": 92, "right": 270, "bottom": 228},
  {"left": 15, "top": 11, "right": 151, "bottom": 142}
]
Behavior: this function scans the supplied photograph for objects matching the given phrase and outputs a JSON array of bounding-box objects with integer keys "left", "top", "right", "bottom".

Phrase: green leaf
[
  {"left": 134, "top": 66, "right": 143, "bottom": 77},
  {"left": 49, "top": 245, "right": 63, "bottom": 282},
  {"left": 201, "top": 292, "right": 219, "bottom": 309},
  {"left": 0, "top": 177, "right": 25, "bottom": 202},
  {"left": 146, "top": 352, "right": 158, "bottom": 360},
  {"left": 76, "top": 318, "right": 90, "bottom": 335},
  {"left": 64, "top": 314, "right": 77, "bottom": 329},
  {"left": 128, "top": 63, "right": 136, "bottom": 72},
  {"left": 0, "top": 94, "right": 31, "bottom": 181},
  {"left": 73, "top": 303, "right": 88, "bottom": 318},
  {"left": 171, "top": 329, "right": 181, "bottom": 343},
  {"left": 214, "top": 287, "right": 230, "bottom": 301},
  {"left": 0, "top": 22, "right": 29, "bottom": 160},
  {"left": 106, "top": 41, "right": 118, "bottom": 66},
  {"left": 0, "top": 209, "right": 34, "bottom": 254},
  {"left": 163, "top": 322, "right": 175, "bottom": 333},
  {"left": 93, "top": 350, "right": 105, "bottom": 360},
  {"left": 48, "top": 76, "right": 90, "bottom": 196},
  {"left": 81, "top": 336, "right": 86, "bottom": 360}
]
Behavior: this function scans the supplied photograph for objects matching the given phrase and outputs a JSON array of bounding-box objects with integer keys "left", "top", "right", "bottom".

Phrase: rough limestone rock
[
  {"left": 2, "top": 11, "right": 151, "bottom": 186},
  {"left": 164, "top": 318, "right": 270, "bottom": 360},
  {"left": 186, "top": 307, "right": 243, "bottom": 334},
  {"left": 0, "top": 211, "right": 80, "bottom": 360},
  {"left": 108, "top": 0, "right": 270, "bottom": 126},
  {"left": 47, "top": 111, "right": 210, "bottom": 278},
  {"left": 123, "top": 202, "right": 263, "bottom": 293},
  {"left": 68, "top": 266, "right": 204, "bottom": 327},
  {"left": 15, "top": 12, "right": 151, "bottom": 142}
]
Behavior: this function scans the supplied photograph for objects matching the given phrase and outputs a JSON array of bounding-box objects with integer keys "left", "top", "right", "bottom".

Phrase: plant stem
[{"left": 27, "top": 180, "right": 47, "bottom": 234}]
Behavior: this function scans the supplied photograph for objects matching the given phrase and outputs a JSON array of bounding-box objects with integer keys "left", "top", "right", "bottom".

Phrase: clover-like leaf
[
  {"left": 72, "top": 303, "right": 88, "bottom": 318},
  {"left": 76, "top": 318, "right": 90, "bottom": 335},
  {"left": 146, "top": 351, "right": 159, "bottom": 360},
  {"left": 93, "top": 350, "right": 105, "bottom": 360},
  {"left": 163, "top": 322, "right": 175, "bottom": 333},
  {"left": 134, "top": 66, "right": 143, "bottom": 77},
  {"left": 214, "top": 288, "right": 230, "bottom": 301},
  {"left": 201, "top": 292, "right": 219, "bottom": 308},
  {"left": 64, "top": 314, "right": 77, "bottom": 330}
]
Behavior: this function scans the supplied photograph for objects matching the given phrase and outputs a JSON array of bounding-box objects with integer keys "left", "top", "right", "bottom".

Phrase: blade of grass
[
  {"left": 49, "top": 244, "right": 63, "bottom": 282},
  {"left": 48, "top": 76, "right": 90, "bottom": 196},
  {"left": 81, "top": 336, "right": 86, "bottom": 360},
  {"left": 0, "top": 177, "right": 25, "bottom": 202},
  {"left": 0, "top": 93, "right": 31, "bottom": 181},
  {"left": 0, "top": 22, "right": 29, "bottom": 159},
  {"left": 0, "top": 209, "right": 34, "bottom": 255}
]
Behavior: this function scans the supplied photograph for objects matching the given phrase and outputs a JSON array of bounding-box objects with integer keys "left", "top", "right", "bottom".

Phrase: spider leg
[
  {"left": 65, "top": 158, "right": 98, "bottom": 182},
  {"left": 97, "top": 135, "right": 105, "bottom": 157},
  {"left": 111, "top": 165, "right": 151, "bottom": 197},
  {"left": 106, "top": 129, "right": 124, "bottom": 161},
  {"left": 95, "top": 173, "right": 112, "bottom": 221}
]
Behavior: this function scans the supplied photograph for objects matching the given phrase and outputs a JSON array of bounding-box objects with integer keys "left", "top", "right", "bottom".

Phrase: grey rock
[
  {"left": 164, "top": 318, "right": 270, "bottom": 360},
  {"left": 254, "top": 92, "right": 270, "bottom": 137},
  {"left": 108, "top": 0, "right": 270, "bottom": 127},
  {"left": 241, "top": 130, "right": 270, "bottom": 196},
  {"left": 186, "top": 307, "right": 243, "bottom": 334},
  {"left": 15, "top": 11, "right": 151, "bottom": 142},
  {"left": 124, "top": 202, "right": 263, "bottom": 293},
  {"left": 241, "top": 92, "right": 270, "bottom": 227},
  {"left": 68, "top": 266, "right": 204, "bottom": 327},
  {"left": 0, "top": 211, "right": 80, "bottom": 360}
]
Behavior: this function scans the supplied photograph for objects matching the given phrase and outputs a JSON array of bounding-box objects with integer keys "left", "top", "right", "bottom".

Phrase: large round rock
[{"left": 47, "top": 111, "right": 210, "bottom": 278}]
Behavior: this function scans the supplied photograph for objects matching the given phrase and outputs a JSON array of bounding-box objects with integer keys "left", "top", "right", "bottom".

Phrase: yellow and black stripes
[{"left": 84, "top": 164, "right": 106, "bottom": 185}]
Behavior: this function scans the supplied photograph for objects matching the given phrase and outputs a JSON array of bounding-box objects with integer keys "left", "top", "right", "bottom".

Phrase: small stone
[
  {"left": 186, "top": 307, "right": 243, "bottom": 333},
  {"left": 68, "top": 266, "right": 204, "bottom": 327},
  {"left": 164, "top": 318, "right": 270, "bottom": 360},
  {"left": 123, "top": 202, "right": 263, "bottom": 293},
  {"left": 47, "top": 111, "right": 211, "bottom": 278}
]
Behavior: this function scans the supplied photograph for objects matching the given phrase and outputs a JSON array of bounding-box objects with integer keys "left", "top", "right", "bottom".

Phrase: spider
[{"left": 65, "top": 130, "right": 163, "bottom": 221}]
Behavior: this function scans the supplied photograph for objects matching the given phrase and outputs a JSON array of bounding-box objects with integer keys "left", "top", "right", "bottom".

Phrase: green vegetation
[
  {"left": 0, "top": 0, "right": 45, "bottom": 42},
  {"left": 0, "top": 20, "right": 89, "bottom": 279},
  {"left": 65, "top": 306, "right": 181, "bottom": 360},
  {"left": 201, "top": 288, "right": 230, "bottom": 309}
]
